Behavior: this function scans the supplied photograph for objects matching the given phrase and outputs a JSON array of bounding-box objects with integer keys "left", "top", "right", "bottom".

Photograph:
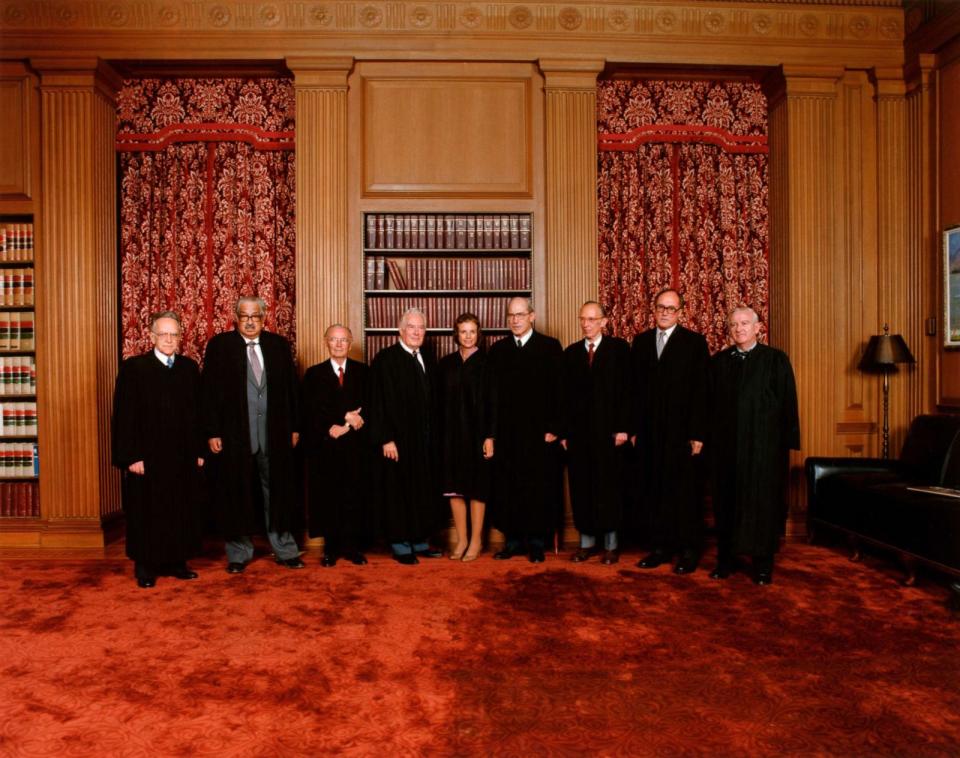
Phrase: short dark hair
[
  {"left": 453, "top": 312, "right": 481, "bottom": 346},
  {"left": 654, "top": 288, "right": 683, "bottom": 308}
]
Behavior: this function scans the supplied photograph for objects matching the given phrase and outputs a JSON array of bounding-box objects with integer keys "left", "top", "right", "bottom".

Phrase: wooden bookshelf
[
  {"left": 0, "top": 217, "right": 39, "bottom": 518},
  {"left": 362, "top": 212, "right": 533, "bottom": 360}
]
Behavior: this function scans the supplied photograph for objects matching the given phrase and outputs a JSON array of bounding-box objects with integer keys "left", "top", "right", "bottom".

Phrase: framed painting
[{"left": 946, "top": 225, "right": 960, "bottom": 347}]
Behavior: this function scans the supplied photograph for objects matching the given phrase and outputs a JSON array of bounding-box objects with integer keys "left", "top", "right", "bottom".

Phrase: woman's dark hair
[{"left": 453, "top": 312, "right": 481, "bottom": 346}]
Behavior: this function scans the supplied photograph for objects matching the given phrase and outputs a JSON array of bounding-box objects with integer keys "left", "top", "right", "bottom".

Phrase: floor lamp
[{"left": 858, "top": 324, "right": 916, "bottom": 459}]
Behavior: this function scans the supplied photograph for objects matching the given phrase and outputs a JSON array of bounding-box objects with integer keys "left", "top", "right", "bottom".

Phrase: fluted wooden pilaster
[
  {"left": 905, "top": 57, "right": 937, "bottom": 413},
  {"left": 874, "top": 69, "right": 922, "bottom": 456},
  {"left": 34, "top": 59, "right": 120, "bottom": 545},
  {"left": 768, "top": 66, "right": 843, "bottom": 530},
  {"left": 288, "top": 57, "right": 353, "bottom": 371},
  {"left": 540, "top": 59, "right": 603, "bottom": 346}
]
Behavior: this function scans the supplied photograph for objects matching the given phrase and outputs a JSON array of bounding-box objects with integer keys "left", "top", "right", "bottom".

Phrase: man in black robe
[
  {"left": 112, "top": 311, "right": 204, "bottom": 588},
  {"left": 710, "top": 306, "right": 800, "bottom": 585},
  {"left": 562, "top": 301, "right": 631, "bottom": 565},
  {"left": 631, "top": 288, "right": 710, "bottom": 575},
  {"left": 301, "top": 324, "right": 370, "bottom": 567},
  {"left": 368, "top": 307, "right": 443, "bottom": 564},
  {"left": 484, "top": 296, "right": 563, "bottom": 563},
  {"left": 202, "top": 296, "right": 304, "bottom": 573}
]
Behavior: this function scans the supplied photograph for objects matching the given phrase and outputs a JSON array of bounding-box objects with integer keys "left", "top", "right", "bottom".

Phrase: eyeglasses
[
  {"left": 152, "top": 331, "right": 181, "bottom": 340},
  {"left": 327, "top": 337, "right": 350, "bottom": 344},
  {"left": 507, "top": 312, "right": 531, "bottom": 319},
  {"left": 238, "top": 313, "right": 264, "bottom": 322},
  {"left": 655, "top": 305, "right": 680, "bottom": 314}
]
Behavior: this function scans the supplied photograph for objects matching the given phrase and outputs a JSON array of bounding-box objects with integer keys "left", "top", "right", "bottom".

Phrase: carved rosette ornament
[
  {"left": 259, "top": 4, "right": 282, "bottom": 26},
  {"left": 704, "top": 12, "right": 725, "bottom": 34},
  {"left": 558, "top": 7, "right": 582, "bottom": 31},
  {"left": 607, "top": 9, "right": 628, "bottom": 32},
  {"left": 156, "top": 5, "right": 181, "bottom": 26},
  {"left": 798, "top": 14, "right": 819, "bottom": 36},
  {"left": 360, "top": 5, "right": 382, "bottom": 27},
  {"left": 460, "top": 6, "right": 482, "bottom": 28},
  {"left": 655, "top": 11, "right": 677, "bottom": 33},
  {"left": 309, "top": 4, "right": 332, "bottom": 26},
  {"left": 208, "top": 4, "right": 231, "bottom": 27},
  {"left": 752, "top": 14, "right": 773, "bottom": 35},
  {"left": 410, "top": 5, "right": 432, "bottom": 28},
  {"left": 509, "top": 5, "right": 532, "bottom": 29}
]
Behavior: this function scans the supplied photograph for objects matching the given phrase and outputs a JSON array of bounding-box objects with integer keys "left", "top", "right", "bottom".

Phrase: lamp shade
[{"left": 858, "top": 329, "right": 915, "bottom": 373}]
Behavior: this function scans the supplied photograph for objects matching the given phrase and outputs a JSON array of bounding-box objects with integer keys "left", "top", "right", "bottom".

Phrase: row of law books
[
  {"left": 0, "top": 356, "right": 36, "bottom": 395},
  {"left": 0, "top": 311, "right": 35, "bottom": 351},
  {"left": 365, "top": 332, "right": 503, "bottom": 362},
  {"left": 366, "top": 296, "right": 512, "bottom": 330},
  {"left": 0, "top": 402, "right": 38, "bottom": 436},
  {"left": 0, "top": 442, "right": 39, "bottom": 479},
  {"left": 0, "top": 223, "right": 34, "bottom": 261},
  {"left": 365, "top": 213, "right": 531, "bottom": 250},
  {"left": 0, "top": 267, "right": 34, "bottom": 306},
  {"left": 365, "top": 256, "right": 530, "bottom": 291},
  {"left": 0, "top": 481, "right": 40, "bottom": 516}
]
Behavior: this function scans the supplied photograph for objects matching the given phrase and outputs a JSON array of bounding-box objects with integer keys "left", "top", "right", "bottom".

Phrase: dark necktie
[
  {"left": 516, "top": 339, "right": 522, "bottom": 349},
  {"left": 587, "top": 342, "right": 595, "bottom": 367},
  {"left": 338, "top": 366, "right": 344, "bottom": 387},
  {"left": 412, "top": 350, "right": 424, "bottom": 373},
  {"left": 247, "top": 341, "right": 262, "bottom": 384}
]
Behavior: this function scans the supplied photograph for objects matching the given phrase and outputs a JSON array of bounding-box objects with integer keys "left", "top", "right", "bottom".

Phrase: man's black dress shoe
[
  {"left": 709, "top": 563, "right": 733, "bottom": 580},
  {"left": 601, "top": 550, "right": 620, "bottom": 565},
  {"left": 637, "top": 550, "right": 671, "bottom": 569},
  {"left": 753, "top": 569, "right": 773, "bottom": 586},
  {"left": 321, "top": 554, "right": 338, "bottom": 567},
  {"left": 493, "top": 548, "right": 519, "bottom": 560},
  {"left": 276, "top": 557, "right": 306, "bottom": 569},
  {"left": 137, "top": 576, "right": 156, "bottom": 588},
  {"left": 226, "top": 562, "right": 247, "bottom": 574},
  {"left": 570, "top": 547, "right": 598, "bottom": 563},
  {"left": 172, "top": 569, "right": 199, "bottom": 580},
  {"left": 415, "top": 548, "right": 443, "bottom": 558},
  {"left": 529, "top": 547, "right": 545, "bottom": 563},
  {"left": 674, "top": 553, "right": 700, "bottom": 575},
  {"left": 395, "top": 553, "right": 419, "bottom": 565},
  {"left": 347, "top": 552, "right": 368, "bottom": 565}
]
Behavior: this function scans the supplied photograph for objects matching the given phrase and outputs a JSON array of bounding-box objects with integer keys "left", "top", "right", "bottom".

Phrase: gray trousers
[{"left": 226, "top": 449, "right": 299, "bottom": 563}]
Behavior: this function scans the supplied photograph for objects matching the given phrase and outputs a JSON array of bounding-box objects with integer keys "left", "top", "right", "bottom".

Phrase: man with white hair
[
  {"left": 709, "top": 306, "right": 799, "bottom": 585},
  {"left": 368, "top": 308, "right": 443, "bottom": 564}
]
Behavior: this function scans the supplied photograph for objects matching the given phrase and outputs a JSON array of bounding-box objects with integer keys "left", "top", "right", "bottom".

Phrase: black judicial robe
[
  {"left": 201, "top": 329, "right": 300, "bottom": 538},
  {"left": 562, "top": 336, "right": 632, "bottom": 536},
  {"left": 631, "top": 325, "right": 710, "bottom": 549},
  {"left": 368, "top": 342, "right": 443, "bottom": 542},
  {"left": 437, "top": 349, "right": 490, "bottom": 502},
  {"left": 301, "top": 358, "right": 372, "bottom": 543},
  {"left": 485, "top": 331, "right": 564, "bottom": 536},
  {"left": 710, "top": 343, "right": 800, "bottom": 556},
  {"left": 111, "top": 352, "right": 204, "bottom": 565}
]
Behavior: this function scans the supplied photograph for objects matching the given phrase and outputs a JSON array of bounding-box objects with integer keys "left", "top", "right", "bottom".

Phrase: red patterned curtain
[
  {"left": 116, "top": 78, "right": 296, "bottom": 363},
  {"left": 597, "top": 80, "right": 769, "bottom": 353}
]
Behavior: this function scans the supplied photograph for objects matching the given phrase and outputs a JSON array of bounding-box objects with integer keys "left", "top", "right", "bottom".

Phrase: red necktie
[
  {"left": 338, "top": 366, "right": 344, "bottom": 387},
  {"left": 588, "top": 342, "right": 595, "bottom": 367}
]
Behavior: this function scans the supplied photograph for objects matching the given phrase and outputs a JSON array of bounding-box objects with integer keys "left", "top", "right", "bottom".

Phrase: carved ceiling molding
[{"left": 0, "top": 1, "right": 903, "bottom": 43}]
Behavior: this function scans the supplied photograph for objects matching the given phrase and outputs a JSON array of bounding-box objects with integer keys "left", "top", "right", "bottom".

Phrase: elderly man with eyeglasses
[
  {"left": 112, "top": 311, "right": 205, "bottom": 588},
  {"left": 630, "top": 288, "right": 711, "bottom": 576},
  {"left": 202, "top": 296, "right": 304, "bottom": 574}
]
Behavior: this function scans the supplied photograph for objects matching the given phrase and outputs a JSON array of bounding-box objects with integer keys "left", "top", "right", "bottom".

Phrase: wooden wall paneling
[
  {"left": 767, "top": 66, "right": 844, "bottom": 535},
  {"left": 906, "top": 56, "right": 939, "bottom": 412},
  {"left": 358, "top": 64, "right": 534, "bottom": 198},
  {"left": 288, "top": 57, "right": 353, "bottom": 373},
  {"left": 936, "top": 51, "right": 960, "bottom": 407},
  {"left": 874, "top": 68, "right": 925, "bottom": 454},
  {"left": 0, "top": 62, "right": 38, "bottom": 207},
  {"left": 540, "top": 59, "right": 603, "bottom": 347},
  {"left": 31, "top": 58, "right": 120, "bottom": 547},
  {"left": 836, "top": 70, "right": 879, "bottom": 457}
]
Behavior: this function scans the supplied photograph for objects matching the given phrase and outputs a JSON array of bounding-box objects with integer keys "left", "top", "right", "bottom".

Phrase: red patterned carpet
[{"left": 1, "top": 544, "right": 959, "bottom": 757}]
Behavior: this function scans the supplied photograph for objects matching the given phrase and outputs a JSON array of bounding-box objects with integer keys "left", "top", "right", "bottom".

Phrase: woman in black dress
[{"left": 438, "top": 312, "right": 490, "bottom": 561}]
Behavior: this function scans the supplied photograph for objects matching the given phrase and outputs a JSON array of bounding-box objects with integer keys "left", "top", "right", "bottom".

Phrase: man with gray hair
[
  {"left": 368, "top": 307, "right": 443, "bottom": 564},
  {"left": 202, "top": 295, "right": 304, "bottom": 573},
  {"left": 709, "top": 306, "right": 799, "bottom": 586},
  {"left": 112, "top": 310, "right": 205, "bottom": 588}
]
